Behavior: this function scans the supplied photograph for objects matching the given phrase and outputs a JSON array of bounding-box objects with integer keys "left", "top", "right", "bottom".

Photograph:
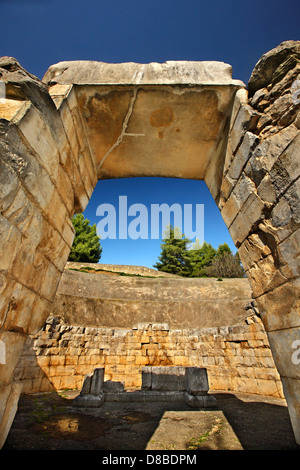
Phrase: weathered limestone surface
[
  {"left": 248, "top": 40, "right": 300, "bottom": 96},
  {"left": 73, "top": 367, "right": 104, "bottom": 408},
  {"left": 213, "top": 41, "right": 300, "bottom": 442},
  {"left": 15, "top": 314, "right": 283, "bottom": 400},
  {"left": 0, "top": 57, "right": 97, "bottom": 447},
  {"left": 51, "top": 266, "right": 254, "bottom": 329},
  {"left": 44, "top": 60, "right": 244, "bottom": 181},
  {"left": 43, "top": 60, "right": 244, "bottom": 86},
  {"left": 0, "top": 41, "right": 299, "bottom": 445}
]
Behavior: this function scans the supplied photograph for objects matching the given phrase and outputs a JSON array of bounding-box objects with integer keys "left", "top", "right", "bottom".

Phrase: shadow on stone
[
  {"left": 73, "top": 368, "right": 104, "bottom": 408},
  {"left": 212, "top": 393, "right": 300, "bottom": 450},
  {"left": 2, "top": 390, "right": 300, "bottom": 450},
  {"left": 72, "top": 366, "right": 217, "bottom": 409}
]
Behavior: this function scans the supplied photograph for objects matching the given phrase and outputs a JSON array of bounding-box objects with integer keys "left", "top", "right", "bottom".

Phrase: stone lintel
[{"left": 43, "top": 60, "right": 245, "bottom": 87}]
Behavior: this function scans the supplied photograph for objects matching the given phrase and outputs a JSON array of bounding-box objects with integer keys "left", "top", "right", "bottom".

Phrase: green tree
[
  {"left": 188, "top": 241, "right": 217, "bottom": 277},
  {"left": 191, "top": 238, "right": 202, "bottom": 250},
  {"left": 68, "top": 214, "right": 102, "bottom": 263},
  {"left": 153, "top": 225, "right": 192, "bottom": 276}
]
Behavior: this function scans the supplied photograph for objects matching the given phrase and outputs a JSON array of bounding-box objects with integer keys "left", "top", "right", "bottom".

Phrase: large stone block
[
  {"left": 269, "top": 133, "right": 300, "bottom": 198},
  {"left": 228, "top": 104, "right": 260, "bottom": 155},
  {"left": 73, "top": 367, "right": 105, "bottom": 408},
  {"left": 0, "top": 381, "right": 23, "bottom": 449},
  {"left": 0, "top": 330, "right": 26, "bottom": 386},
  {"left": 267, "top": 327, "right": 300, "bottom": 380},
  {"left": 17, "top": 104, "right": 61, "bottom": 180},
  {"left": 256, "top": 278, "right": 300, "bottom": 331},
  {"left": 142, "top": 366, "right": 186, "bottom": 391},
  {"left": 184, "top": 393, "right": 217, "bottom": 408},
  {"left": 277, "top": 228, "right": 300, "bottom": 279},
  {"left": 248, "top": 40, "right": 300, "bottom": 96},
  {"left": 227, "top": 132, "right": 260, "bottom": 181},
  {"left": 0, "top": 216, "right": 22, "bottom": 273},
  {"left": 3, "top": 131, "right": 57, "bottom": 215},
  {"left": 245, "top": 125, "right": 299, "bottom": 188},
  {"left": 229, "top": 192, "right": 265, "bottom": 247},
  {"left": 185, "top": 367, "right": 209, "bottom": 396},
  {"left": 141, "top": 366, "right": 152, "bottom": 390},
  {"left": 0, "top": 155, "right": 20, "bottom": 214},
  {"left": 238, "top": 232, "right": 272, "bottom": 272},
  {"left": 281, "top": 377, "right": 300, "bottom": 445}
]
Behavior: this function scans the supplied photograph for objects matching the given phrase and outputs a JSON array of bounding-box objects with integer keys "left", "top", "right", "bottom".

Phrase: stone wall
[
  {"left": 51, "top": 268, "right": 254, "bottom": 330},
  {"left": 16, "top": 314, "right": 283, "bottom": 399},
  {"left": 208, "top": 40, "right": 300, "bottom": 441},
  {"left": 0, "top": 57, "right": 94, "bottom": 448}
]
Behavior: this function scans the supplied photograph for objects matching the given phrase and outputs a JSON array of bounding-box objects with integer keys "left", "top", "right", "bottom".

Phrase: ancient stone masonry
[
  {"left": 15, "top": 315, "right": 283, "bottom": 400},
  {"left": 0, "top": 59, "right": 100, "bottom": 448},
  {"left": 0, "top": 41, "right": 299, "bottom": 446},
  {"left": 0, "top": 56, "right": 99, "bottom": 448},
  {"left": 213, "top": 41, "right": 300, "bottom": 441},
  {"left": 73, "top": 365, "right": 217, "bottom": 409}
]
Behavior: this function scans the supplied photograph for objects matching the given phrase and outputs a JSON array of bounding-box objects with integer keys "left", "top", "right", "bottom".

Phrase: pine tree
[
  {"left": 153, "top": 225, "right": 192, "bottom": 276},
  {"left": 188, "top": 241, "right": 216, "bottom": 277},
  {"left": 68, "top": 214, "right": 102, "bottom": 263}
]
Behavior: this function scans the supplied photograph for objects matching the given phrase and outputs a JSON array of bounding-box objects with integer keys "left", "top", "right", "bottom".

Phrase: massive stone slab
[
  {"left": 43, "top": 60, "right": 244, "bottom": 86},
  {"left": 43, "top": 60, "right": 244, "bottom": 181}
]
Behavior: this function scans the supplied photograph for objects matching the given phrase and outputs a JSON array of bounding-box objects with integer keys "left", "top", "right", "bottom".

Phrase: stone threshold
[
  {"left": 105, "top": 390, "right": 217, "bottom": 407},
  {"left": 105, "top": 390, "right": 186, "bottom": 402},
  {"left": 74, "top": 390, "right": 217, "bottom": 408}
]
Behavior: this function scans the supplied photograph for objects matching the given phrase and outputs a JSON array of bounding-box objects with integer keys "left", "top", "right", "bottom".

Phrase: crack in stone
[
  {"left": 97, "top": 87, "right": 142, "bottom": 171},
  {"left": 0, "top": 298, "right": 16, "bottom": 329}
]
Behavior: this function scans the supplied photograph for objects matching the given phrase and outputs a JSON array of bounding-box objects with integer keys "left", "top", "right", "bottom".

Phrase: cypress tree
[
  {"left": 68, "top": 214, "right": 102, "bottom": 263},
  {"left": 153, "top": 225, "right": 191, "bottom": 276}
]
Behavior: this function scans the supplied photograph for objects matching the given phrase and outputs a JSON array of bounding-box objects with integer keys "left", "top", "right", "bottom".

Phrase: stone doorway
[{"left": 0, "top": 41, "right": 299, "bottom": 446}]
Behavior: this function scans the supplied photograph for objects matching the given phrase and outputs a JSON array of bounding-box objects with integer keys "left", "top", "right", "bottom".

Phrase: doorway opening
[{"left": 81, "top": 177, "right": 237, "bottom": 271}]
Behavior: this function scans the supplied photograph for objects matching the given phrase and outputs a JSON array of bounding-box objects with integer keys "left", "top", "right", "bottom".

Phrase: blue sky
[{"left": 1, "top": 0, "right": 299, "bottom": 267}]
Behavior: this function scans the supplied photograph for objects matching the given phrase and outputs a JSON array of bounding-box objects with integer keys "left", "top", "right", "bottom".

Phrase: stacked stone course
[
  {"left": 15, "top": 314, "right": 283, "bottom": 398},
  {"left": 210, "top": 41, "right": 300, "bottom": 439}
]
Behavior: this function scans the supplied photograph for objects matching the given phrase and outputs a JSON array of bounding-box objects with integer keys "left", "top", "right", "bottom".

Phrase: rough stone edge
[{"left": 42, "top": 60, "right": 245, "bottom": 87}]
